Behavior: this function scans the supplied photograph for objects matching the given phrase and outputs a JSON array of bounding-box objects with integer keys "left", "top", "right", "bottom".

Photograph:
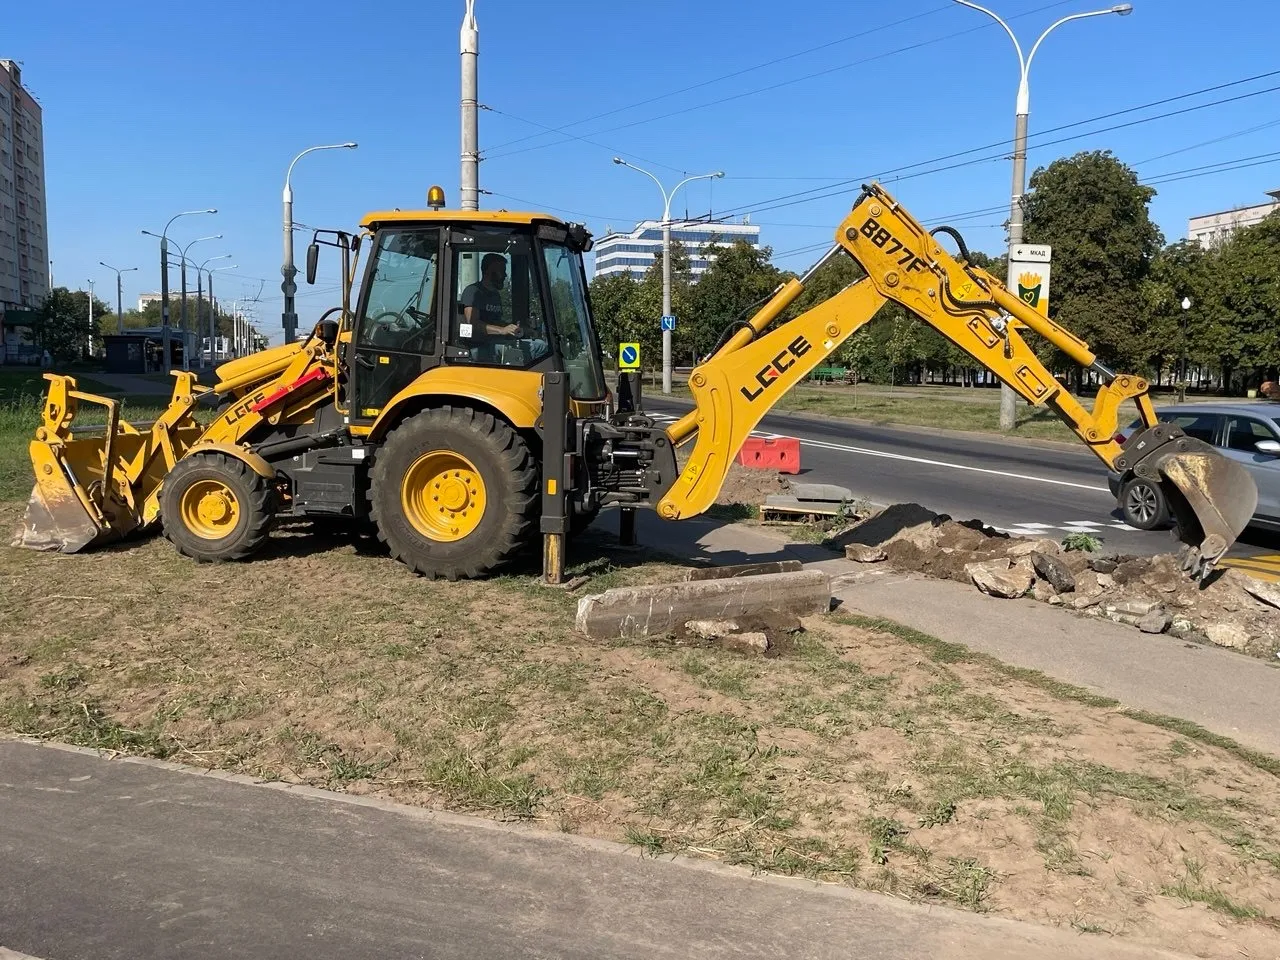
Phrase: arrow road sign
[
  {"left": 619, "top": 342, "right": 641, "bottom": 370},
  {"left": 661, "top": 315, "right": 676, "bottom": 332}
]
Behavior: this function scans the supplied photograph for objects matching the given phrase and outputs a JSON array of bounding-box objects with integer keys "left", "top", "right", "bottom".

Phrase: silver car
[{"left": 1109, "top": 402, "right": 1280, "bottom": 531}]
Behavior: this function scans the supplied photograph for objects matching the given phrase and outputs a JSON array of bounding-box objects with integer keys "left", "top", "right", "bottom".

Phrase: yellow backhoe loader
[{"left": 16, "top": 184, "right": 1256, "bottom": 582}]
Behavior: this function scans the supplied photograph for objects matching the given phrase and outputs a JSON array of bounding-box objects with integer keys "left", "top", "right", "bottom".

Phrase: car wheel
[{"left": 1120, "top": 476, "right": 1169, "bottom": 530}]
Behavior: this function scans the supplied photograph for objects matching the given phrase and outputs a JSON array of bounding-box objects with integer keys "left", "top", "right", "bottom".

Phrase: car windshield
[{"left": 541, "top": 241, "right": 604, "bottom": 399}]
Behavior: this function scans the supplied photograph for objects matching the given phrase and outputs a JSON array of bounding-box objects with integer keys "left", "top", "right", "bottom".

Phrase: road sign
[
  {"left": 619, "top": 342, "right": 641, "bottom": 370},
  {"left": 1009, "top": 244, "right": 1052, "bottom": 318},
  {"left": 661, "top": 315, "right": 676, "bottom": 332}
]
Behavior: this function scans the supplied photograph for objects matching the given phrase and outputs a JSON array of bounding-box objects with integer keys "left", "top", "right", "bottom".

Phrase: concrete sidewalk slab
[
  {"left": 0, "top": 740, "right": 1189, "bottom": 960},
  {"left": 625, "top": 510, "right": 1280, "bottom": 757}
]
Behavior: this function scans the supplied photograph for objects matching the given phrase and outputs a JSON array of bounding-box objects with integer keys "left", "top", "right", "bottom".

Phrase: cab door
[{"left": 350, "top": 227, "right": 442, "bottom": 421}]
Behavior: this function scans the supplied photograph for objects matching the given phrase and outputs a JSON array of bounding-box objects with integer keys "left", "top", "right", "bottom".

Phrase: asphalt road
[
  {"left": 0, "top": 742, "right": 1172, "bottom": 960},
  {"left": 643, "top": 396, "right": 1280, "bottom": 568}
]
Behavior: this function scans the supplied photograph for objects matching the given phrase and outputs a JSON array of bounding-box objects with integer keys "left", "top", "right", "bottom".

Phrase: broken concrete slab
[
  {"left": 1137, "top": 609, "right": 1172, "bottom": 634},
  {"left": 685, "top": 619, "right": 739, "bottom": 640},
  {"left": 846, "top": 543, "right": 887, "bottom": 563},
  {"left": 684, "top": 559, "right": 802, "bottom": 582},
  {"left": 1242, "top": 578, "right": 1280, "bottom": 611},
  {"left": 1031, "top": 551, "right": 1075, "bottom": 594},
  {"left": 1006, "top": 538, "right": 1061, "bottom": 558},
  {"left": 966, "top": 558, "right": 1033, "bottom": 599},
  {"left": 1108, "top": 599, "right": 1160, "bottom": 617},
  {"left": 576, "top": 571, "right": 832, "bottom": 640},
  {"left": 1089, "top": 557, "right": 1119, "bottom": 574}
]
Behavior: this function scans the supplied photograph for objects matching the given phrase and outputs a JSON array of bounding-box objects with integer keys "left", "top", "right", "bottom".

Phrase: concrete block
[
  {"left": 846, "top": 543, "right": 886, "bottom": 563},
  {"left": 684, "top": 559, "right": 802, "bottom": 582},
  {"left": 576, "top": 570, "right": 832, "bottom": 640},
  {"left": 789, "top": 483, "right": 854, "bottom": 502}
]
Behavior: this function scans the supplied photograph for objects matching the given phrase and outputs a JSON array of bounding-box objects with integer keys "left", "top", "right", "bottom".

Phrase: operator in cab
[{"left": 461, "top": 254, "right": 520, "bottom": 341}]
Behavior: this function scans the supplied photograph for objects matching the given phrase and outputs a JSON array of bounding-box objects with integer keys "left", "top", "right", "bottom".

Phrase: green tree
[
  {"left": 1023, "top": 150, "right": 1162, "bottom": 376},
  {"left": 685, "top": 239, "right": 784, "bottom": 359},
  {"left": 38, "top": 287, "right": 114, "bottom": 361},
  {"left": 1215, "top": 211, "right": 1280, "bottom": 389}
]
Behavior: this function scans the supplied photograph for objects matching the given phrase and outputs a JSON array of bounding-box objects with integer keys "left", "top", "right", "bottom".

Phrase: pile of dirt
[{"left": 841, "top": 503, "right": 1280, "bottom": 659}]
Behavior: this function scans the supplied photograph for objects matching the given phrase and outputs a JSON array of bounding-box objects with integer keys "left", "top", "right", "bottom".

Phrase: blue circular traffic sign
[{"left": 621, "top": 345, "right": 638, "bottom": 365}]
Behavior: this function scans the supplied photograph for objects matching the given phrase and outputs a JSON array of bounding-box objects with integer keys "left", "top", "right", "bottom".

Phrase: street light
[
  {"left": 143, "top": 230, "right": 222, "bottom": 370},
  {"left": 204, "top": 263, "right": 238, "bottom": 364},
  {"left": 195, "top": 254, "right": 233, "bottom": 367},
  {"left": 1180, "top": 296, "right": 1192, "bottom": 401},
  {"left": 144, "top": 208, "right": 216, "bottom": 372},
  {"left": 953, "top": 0, "right": 1133, "bottom": 429},
  {"left": 612, "top": 157, "right": 725, "bottom": 394},
  {"left": 99, "top": 262, "right": 138, "bottom": 335},
  {"left": 282, "top": 142, "right": 358, "bottom": 344},
  {"left": 86, "top": 279, "right": 95, "bottom": 358}
]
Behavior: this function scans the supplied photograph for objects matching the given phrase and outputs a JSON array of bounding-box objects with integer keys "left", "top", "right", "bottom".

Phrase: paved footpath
[
  {"left": 631, "top": 512, "right": 1280, "bottom": 757},
  {"left": 0, "top": 741, "right": 1187, "bottom": 960}
]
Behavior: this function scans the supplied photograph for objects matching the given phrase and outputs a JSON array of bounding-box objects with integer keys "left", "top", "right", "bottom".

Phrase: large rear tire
[
  {"left": 369, "top": 406, "right": 538, "bottom": 579},
  {"left": 162, "top": 452, "right": 276, "bottom": 561}
]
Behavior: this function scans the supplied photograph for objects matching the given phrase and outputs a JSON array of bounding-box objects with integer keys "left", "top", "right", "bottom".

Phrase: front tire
[
  {"left": 1120, "top": 475, "right": 1169, "bottom": 530},
  {"left": 369, "top": 406, "right": 538, "bottom": 579},
  {"left": 162, "top": 452, "right": 276, "bottom": 561}
]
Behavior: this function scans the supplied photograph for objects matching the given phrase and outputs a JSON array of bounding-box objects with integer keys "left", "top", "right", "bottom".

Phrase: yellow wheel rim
[
  {"left": 179, "top": 479, "right": 241, "bottom": 540},
  {"left": 401, "top": 450, "right": 487, "bottom": 542}
]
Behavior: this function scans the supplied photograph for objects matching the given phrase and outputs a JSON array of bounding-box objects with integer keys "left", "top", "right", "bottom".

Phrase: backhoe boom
[{"left": 663, "top": 183, "right": 1256, "bottom": 576}]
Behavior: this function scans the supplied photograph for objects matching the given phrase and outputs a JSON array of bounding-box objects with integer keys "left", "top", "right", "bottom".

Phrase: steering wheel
[{"left": 370, "top": 308, "right": 433, "bottom": 350}]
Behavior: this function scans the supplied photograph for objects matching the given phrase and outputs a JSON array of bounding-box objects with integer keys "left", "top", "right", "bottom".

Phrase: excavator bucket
[{"left": 1124, "top": 428, "right": 1257, "bottom": 579}]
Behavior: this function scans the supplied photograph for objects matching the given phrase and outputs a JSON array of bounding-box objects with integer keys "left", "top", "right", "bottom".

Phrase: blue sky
[{"left": 11, "top": 0, "right": 1280, "bottom": 343}]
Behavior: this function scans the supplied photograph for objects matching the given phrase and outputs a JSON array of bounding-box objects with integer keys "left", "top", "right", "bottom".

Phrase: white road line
[
  {"left": 649, "top": 411, "right": 1110, "bottom": 494},
  {"left": 2, "top": 948, "right": 49, "bottom": 960}
]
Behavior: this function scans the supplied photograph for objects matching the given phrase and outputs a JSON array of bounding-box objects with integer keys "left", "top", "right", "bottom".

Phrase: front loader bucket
[
  {"left": 14, "top": 439, "right": 115, "bottom": 554},
  {"left": 1123, "top": 428, "right": 1257, "bottom": 579}
]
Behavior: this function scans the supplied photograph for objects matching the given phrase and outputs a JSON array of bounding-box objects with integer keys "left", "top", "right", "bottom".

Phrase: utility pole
[
  {"left": 952, "top": 0, "right": 1133, "bottom": 429},
  {"left": 612, "top": 158, "right": 724, "bottom": 394},
  {"left": 147, "top": 209, "right": 216, "bottom": 373},
  {"left": 99, "top": 262, "right": 138, "bottom": 335},
  {"left": 86, "top": 280, "right": 94, "bottom": 358},
  {"left": 460, "top": 0, "right": 479, "bottom": 211}
]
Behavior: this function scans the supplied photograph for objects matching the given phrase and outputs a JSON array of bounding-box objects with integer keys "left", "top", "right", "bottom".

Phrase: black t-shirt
[{"left": 460, "top": 281, "right": 504, "bottom": 339}]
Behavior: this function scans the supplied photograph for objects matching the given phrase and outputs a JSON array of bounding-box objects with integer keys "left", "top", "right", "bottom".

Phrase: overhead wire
[
  {"left": 484, "top": 1, "right": 1078, "bottom": 164},
  {"left": 481, "top": 2, "right": 966, "bottom": 154}
]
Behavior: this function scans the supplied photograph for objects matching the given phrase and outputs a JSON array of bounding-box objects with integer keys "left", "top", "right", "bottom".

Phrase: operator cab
[{"left": 322, "top": 190, "right": 604, "bottom": 423}]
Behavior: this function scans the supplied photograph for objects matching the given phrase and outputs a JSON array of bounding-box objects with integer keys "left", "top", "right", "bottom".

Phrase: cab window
[
  {"left": 357, "top": 228, "right": 439, "bottom": 353},
  {"left": 448, "top": 228, "right": 550, "bottom": 369}
]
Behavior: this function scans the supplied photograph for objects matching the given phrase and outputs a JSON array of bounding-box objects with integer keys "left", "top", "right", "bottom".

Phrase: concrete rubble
[
  {"left": 576, "top": 570, "right": 830, "bottom": 643},
  {"left": 834, "top": 502, "right": 1280, "bottom": 660}
]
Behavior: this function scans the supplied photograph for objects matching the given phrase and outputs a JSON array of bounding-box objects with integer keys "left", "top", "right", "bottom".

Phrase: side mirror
[
  {"left": 305, "top": 242, "right": 319, "bottom": 285},
  {"left": 1255, "top": 439, "right": 1280, "bottom": 455}
]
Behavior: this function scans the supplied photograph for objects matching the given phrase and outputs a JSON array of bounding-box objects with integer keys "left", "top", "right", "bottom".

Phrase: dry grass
[{"left": 2, "top": 498, "right": 1280, "bottom": 959}]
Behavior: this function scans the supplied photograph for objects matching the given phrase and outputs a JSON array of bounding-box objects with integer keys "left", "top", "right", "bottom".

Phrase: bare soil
[{"left": 3, "top": 502, "right": 1280, "bottom": 956}]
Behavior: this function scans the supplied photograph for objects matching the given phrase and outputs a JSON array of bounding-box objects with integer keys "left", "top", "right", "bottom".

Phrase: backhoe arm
[{"left": 662, "top": 183, "right": 1256, "bottom": 574}]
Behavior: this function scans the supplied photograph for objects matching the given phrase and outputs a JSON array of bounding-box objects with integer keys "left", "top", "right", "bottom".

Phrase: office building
[
  {"left": 1187, "top": 189, "right": 1280, "bottom": 248},
  {"left": 592, "top": 218, "right": 761, "bottom": 280}
]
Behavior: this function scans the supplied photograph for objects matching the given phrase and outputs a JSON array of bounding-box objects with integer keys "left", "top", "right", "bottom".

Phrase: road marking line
[
  {"left": 650, "top": 411, "right": 1109, "bottom": 493},
  {"left": 2, "top": 948, "right": 49, "bottom": 960}
]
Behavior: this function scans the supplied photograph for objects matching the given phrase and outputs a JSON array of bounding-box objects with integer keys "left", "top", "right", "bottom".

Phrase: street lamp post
[
  {"left": 611, "top": 158, "right": 725, "bottom": 394},
  {"left": 953, "top": 0, "right": 1133, "bottom": 429},
  {"left": 195, "top": 254, "right": 232, "bottom": 367},
  {"left": 144, "top": 231, "right": 222, "bottom": 371},
  {"left": 144, "top": 209, "right": 216, "bottom": 373},
  {"left": 86, "top": 279, "right": 95, "bottom": 358},
  {"left": 99, "top": 262, "right": 138, "bottom": 335},
  {"left": 1180, "top": 296, "right": 1192, "bottom": 402},
  {"left": 206, "top": 264, "right": 237, "bottom": 364},
  {"left": 282, "top": 142, "right": 358, "bottom": 344}
]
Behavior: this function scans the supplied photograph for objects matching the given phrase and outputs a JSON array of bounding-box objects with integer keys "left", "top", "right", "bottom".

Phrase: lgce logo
[{"left": 740, "top": 336, "right": 812, "bottom": 401}]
